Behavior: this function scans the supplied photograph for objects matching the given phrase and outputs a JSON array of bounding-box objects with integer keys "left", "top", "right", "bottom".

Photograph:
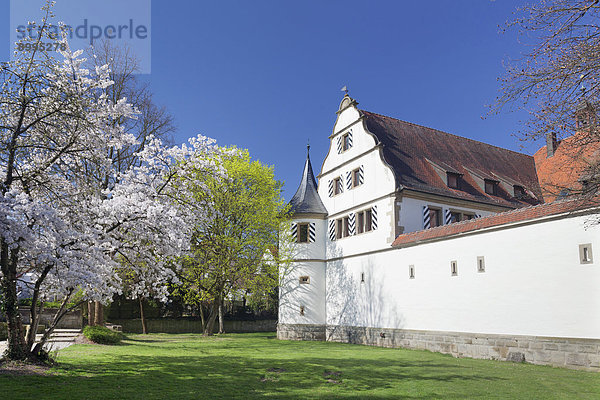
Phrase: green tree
[{"left": 177, "top": 149, "right": 289, "bottom": 335}]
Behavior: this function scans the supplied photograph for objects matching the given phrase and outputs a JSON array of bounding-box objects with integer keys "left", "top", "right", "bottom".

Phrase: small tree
[{"left": 177, "top": 149, "right": 289, "bottom": 335}]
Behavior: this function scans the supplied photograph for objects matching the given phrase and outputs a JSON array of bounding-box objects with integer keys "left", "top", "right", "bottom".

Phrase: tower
[{"left": 277, "top": 145, "right": 328, "bottom": 340}]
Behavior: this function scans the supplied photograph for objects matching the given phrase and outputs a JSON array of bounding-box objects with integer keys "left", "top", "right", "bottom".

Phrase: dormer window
[
  {"left": 484, "top": 179, "right": 498, "bottom": 195},
  {"left": 513, "top": 185, "right": 525, "bottom": 199},
  {"left": 447, "top": 172, "right": 460, "bottom": 189}
]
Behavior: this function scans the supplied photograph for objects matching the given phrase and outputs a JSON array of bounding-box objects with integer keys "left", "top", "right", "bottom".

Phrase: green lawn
[{"left": 2, "top": 332, "right": 599, "bottom": 399}]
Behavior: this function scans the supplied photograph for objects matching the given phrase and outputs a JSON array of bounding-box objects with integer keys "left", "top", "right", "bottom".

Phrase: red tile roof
[
  {"left": 392, "top": 197, "right": 599, "bottom": 247},
  {"left": 534, "top": 131, "right": 600, "bottom": 202},
  {"left": 361, "top": 111, "right": 543, "bottom": 208}
]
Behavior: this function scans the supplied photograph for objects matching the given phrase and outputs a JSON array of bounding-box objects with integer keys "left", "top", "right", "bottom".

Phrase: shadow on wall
[{"left": 326, "top": 244, "right": 405, "bottom": 340}]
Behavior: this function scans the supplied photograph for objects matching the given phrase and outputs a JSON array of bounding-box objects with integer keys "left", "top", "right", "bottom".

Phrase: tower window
[
  {"left": 298, "top": 223, "right": 309, "bottom": 243},
  {"left": 299, "top": 276, "right": 310, "bottom": 284}
]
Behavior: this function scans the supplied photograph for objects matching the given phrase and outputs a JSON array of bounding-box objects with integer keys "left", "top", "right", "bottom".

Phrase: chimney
[{"left": 546, "top": 132, "right": 558, "bottom": 157}]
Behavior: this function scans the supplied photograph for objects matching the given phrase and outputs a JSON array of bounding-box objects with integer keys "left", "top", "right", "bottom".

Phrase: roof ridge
[{"left": 360, "top": 109, "right": 533, "bottom": 159}]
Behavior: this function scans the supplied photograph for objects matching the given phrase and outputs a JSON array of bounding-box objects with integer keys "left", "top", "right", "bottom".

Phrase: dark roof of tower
[
  {"left": 360, "top": 110, "right": 543, "bottom": 208},
  {"left": 289, "top": 147, "right": 328, "bottom": 216}
]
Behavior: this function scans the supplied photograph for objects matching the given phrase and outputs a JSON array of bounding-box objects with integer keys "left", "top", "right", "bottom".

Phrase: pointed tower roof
[{"left": 289, "top": 145, "right": 328, "bottom": 216}]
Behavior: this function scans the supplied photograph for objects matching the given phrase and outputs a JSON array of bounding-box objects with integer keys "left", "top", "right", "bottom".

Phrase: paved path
[{"left": 1, "top": 329, "right": 81, "bottom": 356}]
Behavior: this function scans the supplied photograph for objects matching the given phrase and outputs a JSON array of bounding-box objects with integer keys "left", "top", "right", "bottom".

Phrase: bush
[
  {"left": 0, "top": 322, "right": 7, "bottom": 341},
  {"left": 83, "top": 325, "right": 124, "bottom": 345}
]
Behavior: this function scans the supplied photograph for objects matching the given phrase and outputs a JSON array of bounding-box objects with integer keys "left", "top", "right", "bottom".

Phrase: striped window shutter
[
  {"left": 444, "top": 209, "right": 452, "bottom": 225},
  {"left": 328, "top": 220, "right": 336, "bottom": 241},
  {"left": 309, "top": 222, "right": 316, "bottom": 243},
  {"left": 337, "top": 137, "right": 342, "bottom": 153},
  {"left": 348, "top": 213, "right": 356, "bottom": 235},
  {"left": 358, "top": 165, "right": 364, "bottom": 185},
  {"left": 346, "top": 171, "right": 353, "bottom": 190},
  {"left": 347, "top": 131, "right": 353, "bottom": 148},
  {"left": 291, "top": 222, "right": 297, "bottom": 239},
  {"left": 371, "top": 206, "right": 378, "bottom": 230},
  {"left": 475, "top": 213, "right": 482, "bottom": 219},
  {"left": 423, "top": 205, "right": 431, "bottom": 229},
  {"left": 328, "top": 180, "right": 334, "bottom": 197}
]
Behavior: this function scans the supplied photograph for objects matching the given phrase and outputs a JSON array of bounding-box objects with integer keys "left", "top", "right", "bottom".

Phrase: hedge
[{"left": 83, "top": 325, "right": 124, "bottom": 345}]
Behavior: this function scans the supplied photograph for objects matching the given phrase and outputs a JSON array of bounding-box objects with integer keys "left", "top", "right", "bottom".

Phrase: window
[
  {"left": 342, "top": 133, "right": 352, "bottom": 151},
  {"left": 484, "top": 179, "right": 498, "bottom": 195},
  {"left": 579, "top": 243, "right": 593, "bottom": 264},
  {"left": 450, "top": 211, "right": 462, "bottom": 223},
  {"left": 360, "top": 272, "right": 365, "bottom": 283},
  {"left": 409, "top": 265, "right": 415, "bottom": 279},
  {"left": 352, "top": 168, "right": 362, "bottom": 188},
  {"left": 342, "top": 216, "right": 350, "bottom": 237},
  {"left": 356, "top": 209, "right": 373, "bottom": 234},
  {"left": 450, "top": 261, "right": 458, "bottom": 276},
  {"left": 333, "top": 177, "right": 343, "bottom": 195},
  {"left": 513, "top": 185, "right": 526, "bottom": 199},
  {"left": 463, "top": 213, "right": 475, "bottom": 220},
  {"left": 429, "top": 208, "right": 441, "bottom": 228},
  {"left": 336, "top": 219, "right": 343, "bottom": 239},
  {"left": 477, "top": 256, "right": 485, "bottom": 273},
  {"left": 447, "top": 172, "right": 460, "bottom": 189},
  {"left": 299, "top": 276, "right": 310, "bottom": 284},
  {"left": 300, "top": 305, "right": 305, "bottom": 316},
  {"left": 298, "top": 223, "right": 309, "bottom": 243}
]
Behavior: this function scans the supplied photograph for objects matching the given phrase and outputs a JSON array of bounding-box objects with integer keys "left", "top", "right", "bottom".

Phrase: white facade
[{"left": 279, "top": 95, "right": 600, "bottom": 369}]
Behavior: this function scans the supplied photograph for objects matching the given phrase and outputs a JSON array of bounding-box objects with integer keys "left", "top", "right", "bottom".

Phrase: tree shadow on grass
[{"left": 2, "top": 348, "right": 509, "bottom": 400}]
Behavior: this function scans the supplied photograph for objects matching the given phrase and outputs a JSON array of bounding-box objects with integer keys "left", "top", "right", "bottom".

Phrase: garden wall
[
  {"left": 18, "top": 307, "right": 83, "bottom": 329},
  {"left": 110, "top": 318, "right": 277, "bottom": 334}
]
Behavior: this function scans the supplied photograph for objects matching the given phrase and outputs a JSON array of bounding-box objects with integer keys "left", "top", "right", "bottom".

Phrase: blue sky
[{"left": 2, "top": 0, "right": 536, "bottom": 200}]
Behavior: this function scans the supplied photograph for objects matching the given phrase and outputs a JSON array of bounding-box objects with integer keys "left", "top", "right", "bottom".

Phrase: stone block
[
  {"left": 566, "top": 353, "right": 588, "bottom": 367},
  {"left": 507, "top": 352, "right": 525, "bottom": 363}
]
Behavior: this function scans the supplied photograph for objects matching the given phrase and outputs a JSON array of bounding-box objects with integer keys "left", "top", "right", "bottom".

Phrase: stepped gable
[{"left": 361, "top": 110, "right": 543, "bottom": 208}]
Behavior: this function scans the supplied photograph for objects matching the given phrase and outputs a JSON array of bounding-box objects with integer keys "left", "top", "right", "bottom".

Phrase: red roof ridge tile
[{"left": 360, "top": 109, "right": 531, "bottom": 158}]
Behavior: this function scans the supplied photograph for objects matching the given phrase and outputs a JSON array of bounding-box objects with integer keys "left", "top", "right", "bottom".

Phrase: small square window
[
  {"left": 298, "top": 223, "right": 309, "bottom": 243},
  {"left": 513, "top": 185, "right": 526, "bottom": 199},
  {"left": 409, "top": 265, "right": 415, "bottom": 279},
  {"left": 451, "top": 261, "right": 458, "bottom": 276},
  {"left": 477, "top": 256, "right": 485, "bottom": 272},
  {"left": 579, "top": 243, "right": 593, "bottom": 264},
  {"left": 484, "top": 179, "right": 498, "bottom": 195},
  {"left": 447, "top": 173, "right": 460, "bottom": 189},
  {"left": 299, "top": 276, "right": 310, "bottom": 284}
]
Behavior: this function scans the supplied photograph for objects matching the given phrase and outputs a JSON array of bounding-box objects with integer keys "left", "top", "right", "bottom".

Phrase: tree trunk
[
  {"left": 199, "top": 302, "right": 206, "bottom": 332},
  {"left": 87, "top": 301, "right": 96, "bottom": 326},
  {"left": 139, "top": 297, "right": 148, "bottom": 334},
  {"left": 0, "top": 242, "right": 27, "bottom": 360},
  {"left": 218, "top": 300, "right": 224, "bottom": 334},
  {"left": 94, "top": 300, "right": 103, "bottom": 326},
  {"left": 203, "top": 299, "right": 219, "bottom": 336}
]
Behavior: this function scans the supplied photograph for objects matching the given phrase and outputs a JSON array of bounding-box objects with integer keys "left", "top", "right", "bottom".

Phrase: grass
[{"left": 1, "top": 332, "right": 599, "bottom": 399}]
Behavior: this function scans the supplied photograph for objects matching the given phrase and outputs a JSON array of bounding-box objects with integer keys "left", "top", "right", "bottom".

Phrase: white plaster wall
[
  {"left": 279, "top": 261, "right": 326, "bottom": 325},
  {"left": 326, "top": 214, "right": 600, "bottom": 339},
  {"left": 400, "top": 196, "right": 496, "bottom": 233}
]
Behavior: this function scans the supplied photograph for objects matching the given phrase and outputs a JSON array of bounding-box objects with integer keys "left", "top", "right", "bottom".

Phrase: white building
[{"left": 278, "top": 94, "right": 600, "bottom": 371}]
